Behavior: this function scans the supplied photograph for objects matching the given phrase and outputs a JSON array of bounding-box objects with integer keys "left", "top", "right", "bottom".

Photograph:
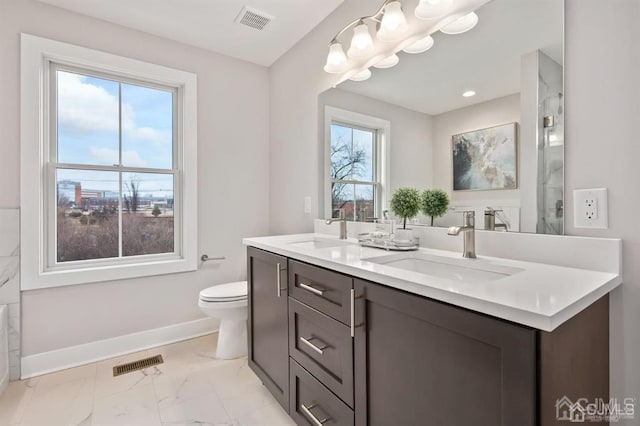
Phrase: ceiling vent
[{"left": 235, "top": 6, "right": 274, "bottom": 31}]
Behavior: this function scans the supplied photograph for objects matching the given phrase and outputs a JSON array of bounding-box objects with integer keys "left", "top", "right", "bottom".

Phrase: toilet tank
[{"left": 0, "top": 305, "right": 8, "bottom": 394}]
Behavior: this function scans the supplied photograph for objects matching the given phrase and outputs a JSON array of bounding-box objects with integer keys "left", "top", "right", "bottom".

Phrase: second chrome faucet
[
  {"left": 448, "top": 211, "right": 476, "bottom": 258},
  {"left": 326, "top": 208, "right": 348, "bottom": 240}
]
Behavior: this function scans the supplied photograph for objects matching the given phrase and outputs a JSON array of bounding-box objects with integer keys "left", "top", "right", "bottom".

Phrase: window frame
[
  {"left": 21, "top": 34, "right": 198, "bottom": 290},
  {"left": 324, "top": 106, "right": 390, "bottom": 221}
]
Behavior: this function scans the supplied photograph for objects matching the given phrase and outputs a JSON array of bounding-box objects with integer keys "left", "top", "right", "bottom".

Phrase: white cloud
[
  {"left": 89, "top": 147, "right": 147, "bottom": 168},
  {"left": 57, "top": 72, "right": 125, "bottom": 132},
  {"left": 125, "top": 126, "right": 170, "bottom": 144},
  {"left": 57, "top": 72, "right": 169, "bottom": 144}
]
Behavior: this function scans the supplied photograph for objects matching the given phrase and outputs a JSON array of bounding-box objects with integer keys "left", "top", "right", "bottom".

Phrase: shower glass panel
[{"left": 537, "top": 52, "right": 564, "bottom": 235}]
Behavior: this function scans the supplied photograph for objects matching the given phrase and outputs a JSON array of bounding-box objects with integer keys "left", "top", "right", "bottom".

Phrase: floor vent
[
  {"left": 235, "top": 6, "right": 273, "bottom": 30},
  {"left": 112, "top": 354, "right": 164, "bottom": 377}
]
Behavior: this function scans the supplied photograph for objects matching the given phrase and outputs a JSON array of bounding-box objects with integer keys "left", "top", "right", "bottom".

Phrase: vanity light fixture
[
  {"left": 323, "top": 42, "right": 348, "bottom": 74},
  {"left": 350, "top": 68, "right": 372, "bottom": 81},
  {"left": 374, "top": 54, "right": 400, "bottom": 69},
  {"left": 324, "top": 0, "right": 482, "bottom": 80},
  {"left": 403, "top": 35, "right": 435, "bottom": 54},
  {"left": 415, "top": 0, "right": 454, "bottom": 20},
  {"left": 462, "top": 90, "right": 476, "bottom": 97},
  {"left": 348, "top": 20, "right": 375, "bottom": 58},
  {"left": 440, "top": 11, "right": 479, "bottom": 34},
  {"left": 377, "top": 1, "right": 408, "bottom": 42}
]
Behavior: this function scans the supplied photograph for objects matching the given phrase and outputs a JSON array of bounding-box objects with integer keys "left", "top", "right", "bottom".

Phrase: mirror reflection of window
[{"left": 330, "top": 122, "right": 378, "bottom": 222}]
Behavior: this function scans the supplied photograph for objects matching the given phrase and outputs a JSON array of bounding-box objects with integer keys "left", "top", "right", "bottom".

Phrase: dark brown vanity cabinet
[
  {"left": 247, "top": 248, "right": 609, "bottom": 426},
  {"left": 247, "top": 247, "right": 290, "bottom": 411},
  {"left": 353, "top": 279, "right": 537, "bottom": 426}
]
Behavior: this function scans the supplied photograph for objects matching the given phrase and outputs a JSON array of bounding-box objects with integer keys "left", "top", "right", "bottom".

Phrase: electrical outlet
[{"left": 574, "top": 188, "right": 608, "bottom": 229}]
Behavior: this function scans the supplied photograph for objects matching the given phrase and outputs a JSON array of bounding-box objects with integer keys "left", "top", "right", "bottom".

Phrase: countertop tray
[{"left": 358, "top": 240, "right": 419, "bottom": 251}]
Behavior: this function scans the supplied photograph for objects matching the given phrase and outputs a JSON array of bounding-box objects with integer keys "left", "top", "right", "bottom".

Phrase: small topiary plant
[
  {"left": 390, "top": 187, "right": 421, "bottom": 229},
  {"left": 421, "top": 188, "right": 450, "bottom": 226},
  {"left": 152, "top": 205, "right": 162, "bottom": 217}
]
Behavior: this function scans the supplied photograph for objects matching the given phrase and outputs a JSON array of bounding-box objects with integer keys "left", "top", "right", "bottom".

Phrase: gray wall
[
  {"left": 564, "top": 0, "right": 639, "bottom": 413},
  {"left": 269, "top": 0, "right": 640, "bottom": 417},
  {"left": 0, "top": 0, "right": 270, "bottom": 355},
  {"left": 432, "top": 94, "right": 521, "bottom": 206}
]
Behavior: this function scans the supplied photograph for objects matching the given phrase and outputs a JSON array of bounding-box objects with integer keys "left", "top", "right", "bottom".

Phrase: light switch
[
  {"left": 574, "top": 188, "right": 608, "bottom": 229},
  {"left": 304, "top": 196, "right": 312, "bottom": 214}
]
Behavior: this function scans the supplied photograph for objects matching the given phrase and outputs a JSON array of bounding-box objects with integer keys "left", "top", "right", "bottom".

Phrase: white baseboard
[{"left": 21, "top": 317, "right": 219, "bottom": 379}]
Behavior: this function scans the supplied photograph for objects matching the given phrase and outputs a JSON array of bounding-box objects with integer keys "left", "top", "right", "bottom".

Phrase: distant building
[
  {"left": 56, "top": 180, "right": 81, "bottom": 206},
  {"left": 57, "top": 180, "right": 172, "bottom": 211}
]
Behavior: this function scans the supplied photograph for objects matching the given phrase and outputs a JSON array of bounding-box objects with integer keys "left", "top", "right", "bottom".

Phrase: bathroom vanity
[{"left": 244, "top": 233, "right": 621, "bottom": 426}]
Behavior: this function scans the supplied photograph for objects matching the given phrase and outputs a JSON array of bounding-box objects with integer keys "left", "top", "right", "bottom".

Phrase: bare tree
[
  {"left": 126, "top": 176, "right": 140, "bottom": 213},
  {"left": 330, "top": 133, "right": 367, "bottom": 213}
]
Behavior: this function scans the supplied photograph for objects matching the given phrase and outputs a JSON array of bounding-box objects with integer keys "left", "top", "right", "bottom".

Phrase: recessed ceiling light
[{"left": 463, "top": 90, "right": 476, "bottom": 97}]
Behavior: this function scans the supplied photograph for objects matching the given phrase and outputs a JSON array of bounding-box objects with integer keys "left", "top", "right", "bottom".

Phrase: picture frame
[{"left": 452, "top": 122, "right": 518, "bottom": 191}]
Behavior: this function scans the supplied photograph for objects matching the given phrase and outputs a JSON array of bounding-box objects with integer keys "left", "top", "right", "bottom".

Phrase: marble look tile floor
[{"left": 0, "top": 334, "right": 295, "bottom": 426}]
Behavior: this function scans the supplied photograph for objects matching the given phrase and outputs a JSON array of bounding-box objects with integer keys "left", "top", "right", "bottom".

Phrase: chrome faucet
[
  {"left": 484, "top": 208, "right": 508, "bottom": 231},
  {"left": 447, "top": 211, "right": 477, "bottom": 258},
  {"left": 326, "top": 208, "right": 348, "bottom": 240}
]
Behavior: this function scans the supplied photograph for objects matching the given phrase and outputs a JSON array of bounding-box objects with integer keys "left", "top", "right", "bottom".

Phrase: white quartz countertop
[{"left": 243, "top": 233, "right": 622, "bottom": 331}]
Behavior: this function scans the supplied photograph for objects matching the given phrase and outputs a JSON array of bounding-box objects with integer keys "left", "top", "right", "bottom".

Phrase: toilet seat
[
  {"left": 199, "top": 281, "right": 247, "bottom": 303},
  {"left": 197, "top": 281, "right": 248, "bottom": 359}
]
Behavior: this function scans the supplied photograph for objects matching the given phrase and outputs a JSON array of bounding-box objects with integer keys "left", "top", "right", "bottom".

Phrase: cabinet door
[
  {"left": 247, "top": 247, "right": 289, "bottom": 411},
  {"left": 353, "top": 279, "right": 536, "bottom": 426}
]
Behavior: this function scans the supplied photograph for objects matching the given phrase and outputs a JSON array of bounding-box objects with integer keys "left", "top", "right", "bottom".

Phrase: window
[
  {"left": 21, "top": 34, "right": 197, "bottom": 289},
  {"left": 325, "top": 106, "right": 390, "bottom": 221},
  {"left": 330, "top": 122, "right": 378, "bottom": 221},
  {"left": 53, "top": 66, "right": 177, "bottom": 263}
]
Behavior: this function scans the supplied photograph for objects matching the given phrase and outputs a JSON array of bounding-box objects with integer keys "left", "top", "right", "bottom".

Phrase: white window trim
[
  {"left": 324, "top": 105, "right": 391, "bottom": 220},
  {"left": 20, "top": 34, "right": 198, "bottom": 290}
]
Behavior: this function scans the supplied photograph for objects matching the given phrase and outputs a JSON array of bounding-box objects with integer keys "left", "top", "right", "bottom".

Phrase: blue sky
[
  {"left": 330, "top": 123, "right": 374, "bottom": 181},
  {"left": 56, "top": 70, "right": 174, "bottom": 198},
  {"left": 330, "top": 123, "right": 375, "bottom": 209}
]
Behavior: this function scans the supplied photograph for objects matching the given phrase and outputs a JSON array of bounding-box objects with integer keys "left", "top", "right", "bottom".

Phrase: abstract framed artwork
[{"left": 452, "top": 122, "right": 518, "bottom": 191}]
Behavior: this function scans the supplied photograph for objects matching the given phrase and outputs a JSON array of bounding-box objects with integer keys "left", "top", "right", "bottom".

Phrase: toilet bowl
[{"left": 198, "top": 281, "right": 248, "bottom": 359}]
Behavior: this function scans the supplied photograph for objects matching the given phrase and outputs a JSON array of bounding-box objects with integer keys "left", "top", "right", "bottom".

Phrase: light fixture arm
[
  {"left": 324, "top": 0, "right": 483, "bottom": 82},
  {"left": 328, "top": 0, "right": 393, "bottom": 46}
]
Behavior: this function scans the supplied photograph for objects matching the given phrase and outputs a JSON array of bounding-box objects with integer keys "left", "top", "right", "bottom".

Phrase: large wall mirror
[{"left": 319, "top": 0, "right": 564, "bottom": 234}]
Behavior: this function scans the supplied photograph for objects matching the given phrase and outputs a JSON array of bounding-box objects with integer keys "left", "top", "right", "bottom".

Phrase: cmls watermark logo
[{"left": 556, "top": 396, "right": 636, "bottom": 422}]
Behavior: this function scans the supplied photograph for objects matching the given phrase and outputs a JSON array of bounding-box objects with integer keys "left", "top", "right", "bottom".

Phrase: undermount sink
[
  {"left": 288, "top": 237, "right": 352, "bottom": 250},
  {"left": 363, "top": 252, "right": 524, "bottom": 283}
]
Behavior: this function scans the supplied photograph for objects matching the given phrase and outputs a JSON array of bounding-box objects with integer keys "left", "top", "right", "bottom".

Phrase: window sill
[{"left": 21, "top": 256, "right": 198, "bottom": 291}]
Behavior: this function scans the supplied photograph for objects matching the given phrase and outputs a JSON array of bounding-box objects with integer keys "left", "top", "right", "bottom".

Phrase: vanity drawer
[
  {"left": 289, "top": 260, "right": 353, "bottom": 325},
  {"left": 290, "top": 358, "right": 354, "bottom": 426},
  {"left": 289, "top": 298, "right": 353, "bottom": 407}
]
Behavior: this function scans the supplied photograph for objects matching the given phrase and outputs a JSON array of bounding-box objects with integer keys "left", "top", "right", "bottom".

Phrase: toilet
[{"left": 198, "top": 281, "right": 248, "bottom": 359}]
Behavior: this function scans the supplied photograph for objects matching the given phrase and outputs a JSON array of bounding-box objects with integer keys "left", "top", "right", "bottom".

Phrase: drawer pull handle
[
  {"left": 300, "top": 282, "right": 325, "bottom": 296},
  {"left": 276, "top": 263, "right": 286, "bottom": 298},
  {"left": 299, "top": 336, "right": 328, "bottom": 355},
  {"left": 276, "top": 263, "right": 282, "bottom": 298},
  {"left": 301, "top": 403, "right": 330, "bottom": 426},
  {"left": 350, "top": 288, "right": 355, "bottom": 338}
]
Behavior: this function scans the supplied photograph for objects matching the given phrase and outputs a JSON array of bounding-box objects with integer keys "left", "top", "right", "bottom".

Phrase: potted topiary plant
[
  {"left": 421, "top": 188, "right": 450, "bottom": 226},
  {"left": 390, "top": 187, "right": 421, "bottom": 243}
]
